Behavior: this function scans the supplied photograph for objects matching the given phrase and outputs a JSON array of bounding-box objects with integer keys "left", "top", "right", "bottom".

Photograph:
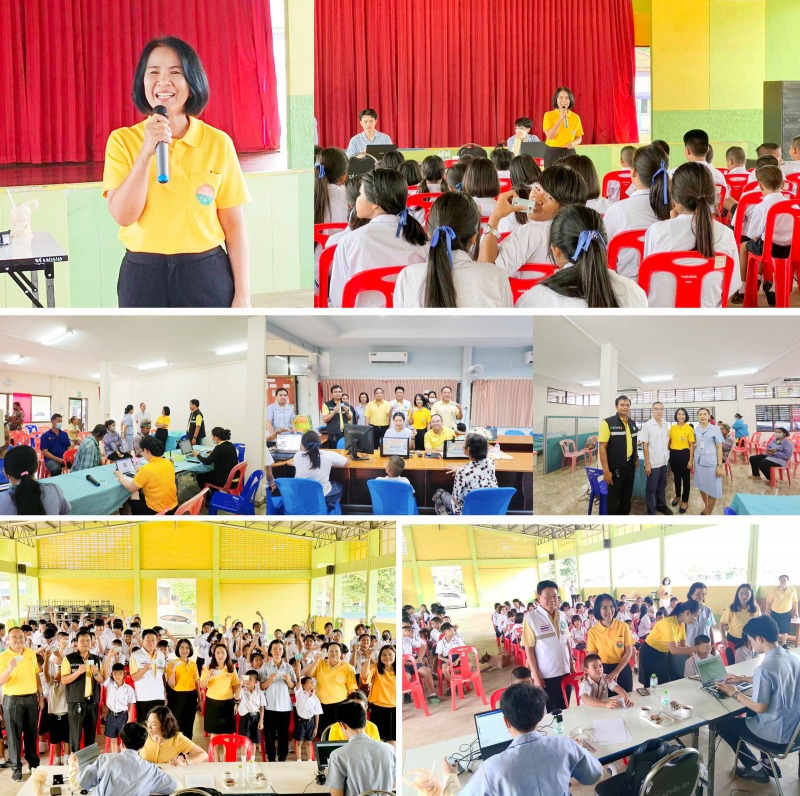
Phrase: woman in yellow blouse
[
  {"left": 199, "top": 643, "right": 240, "bottom": 739},
  {"left": 166, "top": 639, "right": 200, "bottom": 738},
  {"left": 542, "top": 87, "right": 584, "bottom": 167},
  {"left": 410, "top": 394, "right": 432, "bottom": 451},
  {"left": 639, "top": 599, "right": 704, "bottom": 684},
  {"left": 360, "top": 645, "right": 396, "bottom": 745},
  {"left": 154, "top": 406, "right": 171, "bottom": 449},
  {"left": 668, "top": 408, "right": 695, "bottom": 513},
  {"left": 657, "top": 577, "right": 672, "bottom": 609},
  {"left": 586, "top": 594, "right": 635, "bottom": 693},
  {"left": 66, "top": 417, "right": 82, "bottom": 446},
  {"left": 140, "top": 705, "right": 205, "bottom": 765},
  {"left": 766, "top": 574, "right": 798, "bottom": 646},
  {"left": 720, "top": 583, "right": 762, "bottom": 663},
  {"left": 301, "top": 641, "right": 357, "bottom": 734}
]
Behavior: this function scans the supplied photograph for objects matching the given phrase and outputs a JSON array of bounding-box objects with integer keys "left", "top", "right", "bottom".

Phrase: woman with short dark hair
[
  {"left": 139, "top": 705, "right": 205, "bottom": 765},
  {"left": 433, "top": 432, "right": 498, "bottom": 515}
]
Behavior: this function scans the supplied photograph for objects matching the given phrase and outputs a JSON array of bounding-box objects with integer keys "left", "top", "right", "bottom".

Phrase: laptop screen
[
  {"left": 474, "top": 709, "right": 513, "bottom": 760},
  {"left": 276, "top": 434, "right": 302, "bottom": 452},
  {"left": 696, "top": 654, "right": 727, "bottom": 684},
  {"left": 314, "top": 741, "right": 347, "bottom": 770},
  {"left": 179, "top": 438, "right": 194, "bottom": 455}
]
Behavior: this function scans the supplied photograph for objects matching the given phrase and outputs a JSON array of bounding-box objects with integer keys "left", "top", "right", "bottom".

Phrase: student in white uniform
[
  {"left": 393, "top": 192, "right": 513, "bottom": 308},
  {"left": 725, "top": 146, "right": 749, "bottom": 175},
  {"left": 606, "top": 145, "right": 635, "bottom": 203},
  {"left": 325, "top": 176, "right": 370, "bottom": 250},
  {"left": 604, "top": 144, "right": 672, "bottom": 278},
  {"left": 498, "top": 155, "right": 543, "bottom": 233},
  {"left": 565, "top": 155, "right": 610, "bottom": 214},
  {"left": 643, "top": 162, "right": 740, "bottom": 307},
  {"left": 462, "top": 158, "right": 500, "bottom": 218},
  {"left": 490, "top": 147, "right": 513, "bottom": 182},
  {"left": 782, "top": 135, "right": 800, "bottom": 175},
  {"left": 479, "top": 165, "right": 588, "bottom": 276},
  {"left": 329, "top": 169, "right": 428, "bottom": 307},
  {"left": 314, "top": 148, "right": 348, "bottom": 226},
  {"left": 292, "top": 430, "right": 348, "bottom": 513},
  {"left": 682, "top": 129, "right": 734, "bottom": 213},
  {"left": 516, "top": 205, "right": 648, "bottom": 308},
  {"left": 417, "top": 156, "right": 449, "bottom": 195}
]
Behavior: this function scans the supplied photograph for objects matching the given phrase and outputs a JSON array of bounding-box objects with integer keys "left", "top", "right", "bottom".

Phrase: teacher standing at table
[
  {"left": 103, "top": 36, "right": 252, "bottom": 308},
  {"left": 638, "top": 599, "right": 704, "bottom": 685},
  {"left": 543, "top": 87, "right": 584, "bottom": 168}
]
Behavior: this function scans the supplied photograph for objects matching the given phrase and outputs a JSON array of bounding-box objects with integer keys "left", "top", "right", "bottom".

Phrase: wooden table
[
  {"left": 493, "top": 435, "right": 533, "bottom": 453},
  {"left": 274, "top": 450, "right": 534, "bottom": 514}
]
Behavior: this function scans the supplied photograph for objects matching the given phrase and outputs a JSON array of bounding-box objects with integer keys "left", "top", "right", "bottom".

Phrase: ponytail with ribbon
[
  {"left": 430, "top": 226, "right": 457, "bottom": 269},
  {"left": 314, "top": 163, "right": 327, "bottom": 180},
  {"left": 571, "top": 229, "right": 607, "bottom": 263},
  {"left": 395, "top": 207, "right": 410, "bottom": 238},
  {"left": 653, "top": 159, "right": 669, "bottom": 204}
]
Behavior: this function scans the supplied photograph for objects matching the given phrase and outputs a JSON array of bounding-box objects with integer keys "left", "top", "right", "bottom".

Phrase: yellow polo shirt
[
  {"left": 431, "top": 401, "right": 460, "bottom": 429},
  {"left": 156, "top": 414, "right": 171, "bottom": 429},
  {"left": 203, "top": 667, "right": 239, "bottom": 700},
  {"left": 168, "top": 659, "right": 199, "bottom": 691},
  {"left": 365, "top": 401, "right": 391, "bottom": 427},
  {"left": 363, "top": 666, "right": 396, "bottom": 708},
  {"left": 132, "top": 456, "right": 178, "bottom": 512},
  {"left": 587, "top": 620, "right": 635, "bottom": 665},
  {"left": 543, "top": 110, "right": 584, "bottom": 148},
  {"left": 720, "top": 606, "right": 762, "bottom": 638},
  {"left": 308, "top": 660, "right": 357, "bottom": 705},
  {"left": 103, "top": 116, "right": 251, "bottom": 254},
  {"left": 410, "top": 407, "right": 431, "bottom": 430},
  {"left": 645, "top": 616, "right": 685, "bottom": 653},
  {"left": 424, "top": 426, "right": 455, "bottom": 451},
  {"left": 668, "top": 424, "right": 695, "bottom": 451},
  {"left": 140, "top": 732, "right": 197, "bottom": 764},
  {"left": 328, "top": 720, "right": 381, "bottom": 741},
  {"left": 768, "top": 586, "right": 798, "bottom": 614},
  {"left": 599, "top": 418, "right": 633, "bottom": 458},
  {"left": 0, "top": 648, "right": 40, "bottom": 695}
]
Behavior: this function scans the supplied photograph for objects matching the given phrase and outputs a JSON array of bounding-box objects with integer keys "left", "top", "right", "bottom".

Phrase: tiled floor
[
  {"left": 402, "top": 607, "right": 799, "bottom": 795},
  {"left": 534, "top": 458, "right": 799, "bottom": 515},
  {"left": 255, "top": 289, "right": 314, "bottom": 308}
]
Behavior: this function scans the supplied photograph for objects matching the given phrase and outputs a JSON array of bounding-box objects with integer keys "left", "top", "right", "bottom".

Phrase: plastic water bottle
[
  {"left": 650, "top": 673, "right": 658, "bottom": 691},
  {"left": 236, "top": 762, "right": 244, "bottom": 784},
  {"left": 553, "top": 714, "right": 564, "bottom": 736},
  {"left": 661, "top": 689, "right": 670, "bottom": 710},
  {"left": 246, "top": 758, "right": 257, "bottom": 784}
]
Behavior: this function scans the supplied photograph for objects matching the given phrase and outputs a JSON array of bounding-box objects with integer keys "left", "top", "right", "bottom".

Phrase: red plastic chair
[
  {"left": 401, "top": 654, "right": 431, "bottom": 717},
  {"left": 714, "top": 183, "right": 728, "bottom": 221},
  {"left": 791, "top": 434, "right": 800, "bottom": 477},
  {"left": 62, "top": 448, "right": 77, "bottom": 472},
  {"left": 607, "top": 229, "right": 647, "bottom": 272},
  {"left": 637, "top": 251, "right": 734, "bottom": 308},
  {"left": 786, "top": 173, "right": 800, "bottom": 196},
  {"left": 714, "top": 641, "right": 728, "bottom": 658},
  {"left": 489, "top": 687, "right": 506, "bottom": 710},
  {"left": 444, "top": 158, "right": 459, "bottom": 168},
  {"left": 724, "top": 460, "right": 733, "bottom": 479},
  {"left": 743, "top": 200, "right": 800, "bottom": 308},
  {"left": 509, "top": 263, "right": 558, "bottom": 302},
  {"left": 207, "top": 461, "right": 247, "bottom": 497},
  {"left": 78, "top": 431, "right": 92, "bottom": 441},
  {"left": 718, "top": 167, "right": 729, "bottom": 175},
  {"left": 208, "top": 734, "right": 254, "bottom": 762},
  {"left": 498, "top": 178, "right": 512, "bottom": 193},
  {"left": 315, "top": 244, "right": 337, "bottom": 309},
  {"left": 313, "top": 223, "right": 348, "bottom": 248},
  {"left": 37, "top": 453, "right": 49, "bottom": 479},
  {"left": 512, "top": 626, "right": 525, "bottom": 665},
  {"left": 173, "top": 487, "right": 210, "bottom": 516},
  {"left": 725, "top": 173, "right": 751, "bottom": 203},
  {"left": 769, "top": 465, "right": 792, "bottom": 488},
  {"left": 559, "top": 439, "right": 591, "bottom": 473},
  {"left": 9, "top": 431, "right": 29, "bottom": 446},
  {"left": 602, "top": 170, "right": 632, "bottom": 200},
  {"left": 341, "top": 265, "right": 404, "bottom": 308},
  {"left": 753, "top": 434, "right": 775, "bottom": 455},
  {"left": 729, "top": 438, "right": 749, "bottom": 464},
  {"left": 747, "top": 432, "right": 764, "bottom": 456},
  {"left": 448, "top": 646, "right": 488, "bottom": 712},
  {"left": 573, "top": 647, "right": 587, "bottom": 673},
  {"left": 560, "top": 673, "right": 583, "bottom": 708},
  {"left": 406, "top": 193, "right": 441, "bottom": 227},
  {"left": 732, "top": 190, "right": 763, "bottom": 245}
]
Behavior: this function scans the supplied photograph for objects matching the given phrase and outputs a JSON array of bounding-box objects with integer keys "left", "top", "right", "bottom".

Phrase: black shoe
[
  {"left": 671, "top": 496, "right": 680, "bottom": 507},
  {"left": 761, "top": 759, "right": 781, "bottom": 778},
  {"left": 765, "top": 290, "right": 777, "bottom": 307},
  {"left": 729, "top": 290, "right": 745, "bottom": 304},
  {"left": 679, "top": 506, "right": 687, "bottom": 514},
  {"left": 656, "top": 505, "right": 673, "bottom": 515},
  {"left": 11, "top": 769, "right": 22, "bottom": 782},
  {"left": 736, "top": 765, "right": 769, "bottom": 783}
]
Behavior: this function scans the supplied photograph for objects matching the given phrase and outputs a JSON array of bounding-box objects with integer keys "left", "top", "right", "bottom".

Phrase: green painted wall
[{"left": 765, "top": 0, "right": 800, "bottom": 80}]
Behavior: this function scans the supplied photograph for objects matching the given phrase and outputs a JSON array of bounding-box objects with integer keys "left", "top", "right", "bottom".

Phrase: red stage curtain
[
  {"left": 315, "top": 0, "right": 638, "bottom": 148},
  {"left": 0, "top": 0, "right": 280, "bottom": 165}
]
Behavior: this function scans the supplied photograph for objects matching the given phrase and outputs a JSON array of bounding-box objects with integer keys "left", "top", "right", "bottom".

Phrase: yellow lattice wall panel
[
  {"left": 380, "top": 527, "right": 396, "bottom": 556},
  {"left": 38, "top": 528, "right": 132, "bottom": 570},
  {"left": 579, "top": 527, "right": 606, "bottom": 548},
  {"left": 473, "top": 530, "right": 539, "bottom": 560},
  {"left": 219, "top": 529, "right": 311, "bottom": 570},
  {"left": 557, "top": 538, "right": 576, "bottom": 554},
  {"left": 349, "top": 540, "right": 368, "bottom": 561}
]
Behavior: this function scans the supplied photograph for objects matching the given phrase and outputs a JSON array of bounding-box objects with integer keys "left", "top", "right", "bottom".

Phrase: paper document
[
  {"left": 592, "top": 718, "right": 632, "bottom": 744},
  {"left": 184, "top": 774, "right": 217, "bottom": 787}
]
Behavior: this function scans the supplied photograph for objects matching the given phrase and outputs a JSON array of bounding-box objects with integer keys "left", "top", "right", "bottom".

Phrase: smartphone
[
  {"left": 52, "top": 775, "right": 64, "bottom": 785},
  {"left": 636, "top": 687, "right": 650, "bottom": 697}
]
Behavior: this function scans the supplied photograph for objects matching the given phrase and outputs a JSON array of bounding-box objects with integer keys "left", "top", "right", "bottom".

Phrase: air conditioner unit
[
  {"left": 781, "top": 377, "right": 800, "bottom": 384},
  {"left": 368, "top": 351, "right": 408, "bottom": 364},
  {"left": 524, "top": 350, "right": 534, "bottom": 365},
  {"left": 619, "top": 386, "right": 639, "bottom": 393}
]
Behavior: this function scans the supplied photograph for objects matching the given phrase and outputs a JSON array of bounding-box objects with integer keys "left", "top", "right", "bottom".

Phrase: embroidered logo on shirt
[{"left": 196, "top": 184, "right": 216, "bottom": 206}]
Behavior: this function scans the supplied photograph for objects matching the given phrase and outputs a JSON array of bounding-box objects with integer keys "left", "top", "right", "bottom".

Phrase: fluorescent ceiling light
[
  {"left": 581, "top": 380, "right": 601, "bottom": 387},
  {"left": 640, "top": 374, "right": 673, "bottom": 383},
  {"left": 90, "top": 373, "right": 100, "bottom": 379},
  {"left": 715, "top": 367, "right": 759, "bottom": 378},
  {"left": 215, "top": 343, "right": 247, "bottom": 356},
  {"left": 136, "top": 361, "right": 168, "bottom": 370},
  {"left": 7, "top": 355, "right": 24, "bottom": 366},
  {"left": 40, "top": 328, "right": 73, "bottom": 346}
]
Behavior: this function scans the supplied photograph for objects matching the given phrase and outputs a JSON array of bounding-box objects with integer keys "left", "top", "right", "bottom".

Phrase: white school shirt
[
  {"left": 292, "top": 449, "right": 348, "bottom": 496},
  {"left": 746, "top": 191, "right": 793, "bottom": 245},
  {"left": 376, "top": 475, "right": 414, "bottom": 492},
  {"left": 294, "top": 687, "right": 324, "bottom": 720},
  {"left": 129, "top": 649, "right": 166, "bottom": 701},
  {"left": 569, "top": 626, "right": 586, "bottom": 647},
  {"left": 640, "top": 417, "right": 669, "bottom": 468},
  {"left": 322, "top": 183, "right": 348, "bottom": 225},
  {"left": 429, "top": 628, "right": 441, "bottom": 644},
  {"left": 238, "top": 685, "right": 266, "bottom": 716},
  {"left": 330, "top": 214, "right": 429, "bottom": 307},
  {"left": 388, "top": 399, "right": 411, "bottom": 421},
  {"left": 782, "top": 160, "right": 800, "bottom": 175},
  {"left": 642, "top": 214, "right": 741, "bottom": 307},
  {"left": 515, "top": 267, "right": 648, "bottom": 309},
  {"left": 498, "top": 213, "right": 525, "bottom": 234},
  {"left": 326, "top": 226, "right": 353, "bottom": 249},
  {"left": 393, "top": 250, "right": 514, "bottom": 308},
  {"left": 435, "top": 634, "right": 465, "bottom": 658},
  {"left": 104, "top": 679, "right": 137, "bottom": 713},
  {"left": 471, "top": 196, "right": 497, "bottom": 217},
  {"left": 603, "top": 189, "right": 660, "bottom": 278},
  {"left": 401, "top": 636, "right": 422, "bottom": 656},
  {"left": 586, "top": 196, "right": 611, "bottom": 215},
  {"left": 495, "top": 219, "right": 552, "bottom": 277},
  {"left": 637, "top": 613, "right": 653, "bottom": 638},
  {"left": 491, "top": 611, "right": 504, "bottom": 628}
]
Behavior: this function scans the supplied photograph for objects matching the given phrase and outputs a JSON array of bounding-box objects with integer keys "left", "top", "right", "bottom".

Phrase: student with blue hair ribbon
[
  {"left": 314, "top": 148, "right": 349, "bottom": 226},
  {"left": 393, "top": 192, "right": 513, "bottom": 308}
]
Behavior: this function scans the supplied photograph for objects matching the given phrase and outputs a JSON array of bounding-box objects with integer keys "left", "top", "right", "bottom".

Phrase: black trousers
[
  {"left": 154, "top": 428, "right": 169, "bottom": 447},
  {"left": 371, "top": 425, "right": 389, "bottom": 446},
  {"left": 414, "top": 428, "right": 426, "bottom": 450},
  {"left": 136, "top": 699, "right": 165, "bottom": 724},
  {"left": 542, "top": 674, "right": 567, "bottom": 712},
  {"left": 750, "top": 454, "right": 784, "bottom": 479},
  {"left": 118, "top": 246, "right": 235, "bottom": 308},
  {"left": 669, "top": 449, "right": 691, "bottom": 502},
  {"left": 717, "top": 712, "right": 782, "bottom": 768},
  {"left": 544, "top": 146, "right": 576, "bottom": 168},
  {"left": 2, "top": 694, "right": 41, "bottom": 771},
  {"left": 325, "top": 431, "right": 344, "bottom": 449},
  {"left": 607, "top": 460, "right": 636, "bottom": 515},
  {"left": 67, "top": 700, "right": 97, "bottom": 751},
  {"left": 263, "top": 709, "right": 291, "bottom": 761},
  {"left": 318, "top": 701, "right": 341, "bottom": 735},
  {"left": 603, "top": 662, "right": 633, "bottom": 693},
  {"left": 167, "top": 688, "right": 198, "bottom": 738},
  {"left": 239, "top": 713, "right": 261, "bottom": 745}
]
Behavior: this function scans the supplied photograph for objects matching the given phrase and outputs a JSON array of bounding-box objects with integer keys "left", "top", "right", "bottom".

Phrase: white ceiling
[
  {"left": 267, "top": 316, "right": 533, "bottom": 353},
  {"left": 533, "top": 316, "right": 800, "bottom": 389},
  {"left": 0, "top": 316, "right": 252, "bottom": 381}
]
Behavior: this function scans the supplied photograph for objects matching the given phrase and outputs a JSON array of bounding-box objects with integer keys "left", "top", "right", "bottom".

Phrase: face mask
[{"left": 55, "top": 423, "right": 62, "bottom": 429}]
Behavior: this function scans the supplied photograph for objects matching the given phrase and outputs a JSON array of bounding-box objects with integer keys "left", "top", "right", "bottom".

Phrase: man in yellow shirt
[
  {"left": 424, "top": 415, "right": 456, "bottom": 454},
  {"left": 430, "top": 386, "right": 463, "bottom": 430},
  {"left": 365, "top": 388, "right": 391, "bottom": 446},
  {"left": 0, "top": 627, "right": 44, "bottom": 780}
]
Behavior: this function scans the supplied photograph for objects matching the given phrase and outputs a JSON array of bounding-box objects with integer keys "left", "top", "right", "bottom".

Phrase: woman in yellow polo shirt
[
  {"left": 199, "top": 643, "right": 240, "bottom": 739},
  {"left": 154, "top": 406, "right": 171, "bottom": 449},
  {"left": 668, "top": 408, "right": 695, "bottom": 513},
  {"left": 166, "top": 639, "right": 201, "bottom": 738},
  {"left": 639, "top": 599, "right": 704, "bottom": 685},
  {"left": 542, "top": 86, "right": 584, "bottom": 168},
  {"left": 103, "top": 36, "right": 252, "bottom": 309},
  {"left": 140, "top": 705, "right": 206, "bottom": 765},
  {"left": 114, "top": 436, "right": 177, "bottom": 515},
  {"left": 586, "top": 594, "right": 635, "bottom": 693},
  {"left": 410, "top": 393, "right": 432, "bottom": 451},
  {"left": 301, "top": 641, "right": 357, "bottom": 734},
  {"left": 360, "top": 645, "right": 396, "bottom": 745},
  {"left": 720, "top": 583, "right": 762, "bottom": 663},
  {"left": 766, "top": 574, "right": 798, "bottom": 647}
]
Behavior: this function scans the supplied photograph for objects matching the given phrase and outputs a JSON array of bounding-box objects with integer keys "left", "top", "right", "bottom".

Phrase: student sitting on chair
[
  {"left": 462, "top": 158, "right": 500, "bottom": 218},
  {"left": 433, "top": 433, "right": 498, "bottom": 515},
  {"left": 782, "top": 135, "right": 800, "bottom": 174},
  {"left": 417, "top": 155, "right": 449, "bottom": 195},
  {"left": 377, "top": 455, "right": 413, "bottom": 489},
  {"left": 507, "top": 117, "right": 540, "bottom": 155},
  {"left": 564, "top": 155, "right": 609, "bottom": 215},
  {"left": 734, "top": 633, "right": 758, "bottom": 663},
  {"left": 491, "top": 146, "right": 513, "bottom": 180},
  {"left": 726, "top": 145, "right": 748, "bottom": 175},
  {"left": 0, "top": 445, "right": 71, "bottom": 516},
  {"left": 683, "top": 634, "right": 712, "bottom": 678},
  {"left": 578, "top": 654, "right": 634, "bottom": 708},
  {"left": 292, "top": 430, "right": 348, "bottom": 512}
]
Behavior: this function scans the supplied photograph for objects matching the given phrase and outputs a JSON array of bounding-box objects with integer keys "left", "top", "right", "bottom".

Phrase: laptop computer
[
  {"left": 177, "top": 438, "right": 201, "bottom": 462},
  {"left": 443, "top": 438, "right": 468, "bottom": 459},
  {"left": 380, "top": 436, "right": 410, "bottom": 458},
  {"left": 115, "top": 458, "right": 140, "bottom": 478},
  {"left": 313, "top": 741, "right": 347, "bottom": 773},
  {"left": 696, "top": 655, "right": 752, "bottom": 693},
  {"left": 474, "top": 708, "right": 513, "bottom": 760},
  {"left": 365, "top": 144, "right": 397, "bottom": 159},
  {"left": 273, "top": 433, "right": 302, "bottom": 461}
]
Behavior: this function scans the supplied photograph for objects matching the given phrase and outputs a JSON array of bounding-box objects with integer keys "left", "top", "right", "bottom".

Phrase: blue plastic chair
[
  {"left": 460, "top": 487, "right": 516, "bottom": 515},
  {"left": 24, "top": 424, "right": 38, "bottom": 434},
  {"left": 274, "top": 478, "right": 342, "bottom": 515},
  {"left": 367, "top": 479, "right": 419, "bottom": 515},
  {"left": 266, "top": 483, "right": 285, "bottom": 515},
  {"left": 208, "top": 470, "right": 264, "bottom": 515},
  {"left": 504, "top": 429, "right": 525, "bottom": 436},
  {"left": 585, "top": 467, "right": 608, "bottom": 515},
  {"left": 336, "top": 437, "right": 346, "bottom": 449},
  {"left": 723, "top": 507, "right": 737, "bottom": 515},
  {"left": 233, "top": 443, "right": 246, "bottom": 463}
]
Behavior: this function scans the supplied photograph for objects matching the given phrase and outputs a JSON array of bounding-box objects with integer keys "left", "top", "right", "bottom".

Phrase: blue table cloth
[
  {"left": 633, "top": 454, "right": 646, "bottom": 498},
  {"left": 729, "top": 494, "right": 800, "bottom": 515},
  {"left": 165, "top": 431, "right": 185, "bottom": 453}
]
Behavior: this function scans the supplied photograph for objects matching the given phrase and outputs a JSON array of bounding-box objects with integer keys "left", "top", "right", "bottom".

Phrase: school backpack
[{"left": 618, "top": 738, "right": 683, "bottom": 796}]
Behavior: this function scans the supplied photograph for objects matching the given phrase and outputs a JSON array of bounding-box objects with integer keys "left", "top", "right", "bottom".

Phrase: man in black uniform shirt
[
  {"left": 187, "top": 399, "right": 206, "bottom": 446},
  {"left": 321, "top": 385, "right": 353, "bottom": 449}
]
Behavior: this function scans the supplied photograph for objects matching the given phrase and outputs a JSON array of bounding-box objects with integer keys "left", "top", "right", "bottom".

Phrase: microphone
[
  {"left": 153, "top": 105, "right": 170, "bottom": 184},
  {"left": 563, "top": 110, "right": 568, "bottom": 129}
]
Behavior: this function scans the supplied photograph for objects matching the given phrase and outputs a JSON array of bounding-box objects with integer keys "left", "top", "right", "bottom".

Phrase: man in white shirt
[
  {"left": 640, "top": 402, "right": 672, "bottom": 516},
  {"left": 133, "top": 403, "right": 150, "bottom": 432},
  {"left": 430, "top": 387, "right": 463, "bottom": 430},
  {"left": 388, "top": 386, "right": 411, "bottom": 422},
  {"left": 682, "top": 129, "right": 734, "bottom": 212},
  {"left": 345, "top": 109, "right": 394, "bottom": 158}
]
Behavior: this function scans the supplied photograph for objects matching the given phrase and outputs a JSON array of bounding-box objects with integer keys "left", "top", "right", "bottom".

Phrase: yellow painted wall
[
  {"left": 402, "top": 567, "right": 419, "bottom": 606},
  {"left": 477, "top": 567, "right": 539, "bottom": 607},
  {"left": 140, "top": 523, "right": 214, "bottom": 570},
  {"left": 286, "top": 0, "right": 314, "bottom": 95},
  {"left": 218, "top": 582, "right": 310, "bottom": 631},
  {"left": 412, "top": 526, "right": 471, "bottom": 560}
]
